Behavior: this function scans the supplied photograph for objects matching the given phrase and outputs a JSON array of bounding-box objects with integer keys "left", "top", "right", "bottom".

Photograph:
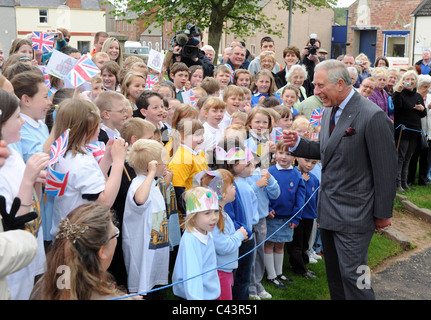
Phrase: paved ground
[{"left": 373, "top": 246, "right": 431, "bottom": 300}]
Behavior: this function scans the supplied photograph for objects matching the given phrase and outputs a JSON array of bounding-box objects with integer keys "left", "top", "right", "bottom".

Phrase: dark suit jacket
[{"left": 293, "top": 90, "right": 397, "bottom": 233}]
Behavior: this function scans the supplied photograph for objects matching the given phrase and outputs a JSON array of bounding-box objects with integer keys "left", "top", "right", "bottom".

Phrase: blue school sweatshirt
[
  {"left": 268, "top": 164, "right": 306, "bottom": 226},
  {"left": 224, "top": 181, "right": 252, "bottom": 238},
  {"left": 300, "top": 171, "right": 319, "bottom": 220}
]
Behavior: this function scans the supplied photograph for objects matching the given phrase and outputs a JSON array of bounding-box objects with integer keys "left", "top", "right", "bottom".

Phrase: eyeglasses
[
  {"left": 362, "top": 85, "right": 375, "bottom": 90},
  {"left": 108, "top": 226, "right": 120, "bottom": 242},
  {"left": 65, "top": 38, "right": 70, "bottom": 43},
  {"left": 108, "top": 109, "right": 128, "bottom": 114},
  {"left": 261, "top": 60, "right": 274, "bottom": 63}
]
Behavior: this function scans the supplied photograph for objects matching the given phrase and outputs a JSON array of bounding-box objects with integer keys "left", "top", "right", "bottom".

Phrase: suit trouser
[{"left": 320, "top": 228, "right": 375, "bottom": 300}]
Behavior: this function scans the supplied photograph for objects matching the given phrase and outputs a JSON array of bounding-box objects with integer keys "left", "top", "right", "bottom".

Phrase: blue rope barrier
[{"left": 109, "top": 185, "right": 320, "bottom": 300}]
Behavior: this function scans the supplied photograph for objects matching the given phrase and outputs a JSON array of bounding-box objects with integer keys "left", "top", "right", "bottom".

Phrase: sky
[{"left": 336, "top": 0, "right": 357, "bottom": 7}]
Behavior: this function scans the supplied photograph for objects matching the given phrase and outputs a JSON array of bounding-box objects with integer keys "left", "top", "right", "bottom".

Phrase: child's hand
[
  {"left": 110, "top": 138, "right": 128, "bottom": 163},
  {"left": 268, "top": 209, "right": 275, "bottom": 219},
  {"left": 237, "top": 226, "right": 248, "bottom": 240},
  {"left": 261, "top": 169, "right": 271, "bottom": 180},
  {"left": 268, "top": 141, "right": 276, "bottom": 153},
  {"left": 256, "top": 175, "right": 268, "bottom": 188},
  {"left": 290, "top": 222, "right": 297, "bottom": 229},
  {"left": 23, "top": 152, "right": 49, "bottom": 184},
  {"left": 185, "top": 81, "right": 191, "bottom": 91},
  {"left": 147, "top": 160, "right": 158, "bottom": 176}
]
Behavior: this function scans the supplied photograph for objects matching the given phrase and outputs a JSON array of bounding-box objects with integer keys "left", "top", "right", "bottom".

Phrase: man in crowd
[{"left": 248, "top": 36, "right": 281, "bottom": 76}]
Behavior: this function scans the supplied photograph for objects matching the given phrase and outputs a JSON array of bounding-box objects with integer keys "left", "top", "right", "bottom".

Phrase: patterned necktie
[{"left": 329, "top": 106, "right": 339, "bottom": 135}]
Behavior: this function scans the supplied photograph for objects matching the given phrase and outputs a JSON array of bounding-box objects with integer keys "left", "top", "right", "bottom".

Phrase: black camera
[
  {"left": 307, "top": 33, "right": 318, "bottom": 56},
  {"left": 171, "top": 24, "right": 201, "bottom": 59}
]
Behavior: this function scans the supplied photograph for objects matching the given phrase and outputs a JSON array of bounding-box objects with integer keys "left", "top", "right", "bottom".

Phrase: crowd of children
[{"left": 0, "top": 35, "right": 327, "bottom": 300}]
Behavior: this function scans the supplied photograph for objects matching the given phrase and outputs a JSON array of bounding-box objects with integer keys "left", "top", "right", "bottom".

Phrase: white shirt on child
[
  {"left": 219, "top": 111, "right": 232, "bottom": 131},
  {"left": 101, "top": 124, "right": 120, "bottom": 141},
  {"left": 0, "top": 147, "right": 46, "bottom": 300},
  {"left": 202, "top": 122, "right": 224, "bottom": 154},
  {"left": 51, "top": 148, "right": 106, "bottom": 238},
  {"left": 122, "top": 174, "right": 169, "bottom": 294}
]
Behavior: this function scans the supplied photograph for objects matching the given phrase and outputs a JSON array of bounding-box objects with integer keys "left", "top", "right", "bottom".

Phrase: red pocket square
[{"left": 343, "top": 127, "right": 356, "bottom": 137}]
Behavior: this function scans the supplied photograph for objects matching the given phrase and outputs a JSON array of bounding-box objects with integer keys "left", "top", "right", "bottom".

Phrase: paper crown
[
  {"left": 186, "top": 190, "right": 219, "bottom": 215},
  {"left": 193, "top": 170, "right": 224, "bottom": 200},
  {"left": 215, "top": 146, "right": 253, "bottom": 162}
]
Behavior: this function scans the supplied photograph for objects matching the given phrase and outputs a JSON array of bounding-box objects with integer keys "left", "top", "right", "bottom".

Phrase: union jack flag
[
  {"left": 273, "top": 127, "right": 283, "bottom": 143},
  {"left": 145, "top": 75, "right": 158, "bottom": 90},
  {"left": 38, "top": 66, "right": 51, "bottom": 89},
  {"left": 85, "top": 141, "right": 106, "bottom": 163},
  {"left": 49, "top": 129, "right": 69, "bottom": 166},
  {"left": 225, "top": 64, "right": 234, "bottom": 82},
  {"left": 189, "top": 89, "right": 196, "bottom": 107},
  {"left": 310, "top": 108, "right": 324, "bottom": 126},
  {"left": 45, "top": 168, "right": 69, "bottom": 197},
  {"left": 311, "top": 132, "right": 319, "bottom": 140},
  {"left": 65, "top": 55, "right": 100, "bottom": 88},
  {"left": 31, "top": 32, "right": 54, "bottom": 53}
]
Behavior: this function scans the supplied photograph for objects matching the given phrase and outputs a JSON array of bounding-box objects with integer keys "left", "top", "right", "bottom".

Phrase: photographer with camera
[
  {"left": 165, "top": 24, "right": 214, "bottom": 80},
  {"left": 300, "top": 34, "right": 322, "bottom": 97}
]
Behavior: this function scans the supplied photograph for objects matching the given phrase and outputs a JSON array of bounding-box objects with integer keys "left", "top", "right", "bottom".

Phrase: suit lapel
[{"left": 321, "top": 92, "right": 360, "bottom": 167}]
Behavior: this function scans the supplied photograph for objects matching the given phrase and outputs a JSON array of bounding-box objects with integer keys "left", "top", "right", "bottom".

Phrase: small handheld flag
[{"left": 31, "top": 32, "right": 54, "bottom": 53}]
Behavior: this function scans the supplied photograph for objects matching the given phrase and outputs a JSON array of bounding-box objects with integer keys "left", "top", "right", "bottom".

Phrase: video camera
[
  {"left": 171, "top": 24, "right": 201, "bottom": 59},
  {"left": 307, "top": 33, "right": 318, "bottom": 56}
]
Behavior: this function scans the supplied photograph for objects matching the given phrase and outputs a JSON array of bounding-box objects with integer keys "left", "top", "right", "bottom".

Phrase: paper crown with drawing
[
  {"left": 185, "top": 190, "right": 219, "bottom": 215},
  {"left": 214, "top": 146, "right": 253, "bottom": 162},
  {"left": 193, "top": 170, "right": 224, "bottom": 200}
]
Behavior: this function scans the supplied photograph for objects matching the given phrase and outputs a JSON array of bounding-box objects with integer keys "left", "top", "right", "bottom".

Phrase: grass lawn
[{"left": 399, "top": 185, "right": 431, "bottom": 210}]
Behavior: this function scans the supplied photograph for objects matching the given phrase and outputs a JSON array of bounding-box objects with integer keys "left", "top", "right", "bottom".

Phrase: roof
[
  {"left": 412, "top": 0, "right": 431, "bottom": 16},
  {"left": 0, "top": 0, "right": 15, "bottom": 6},
  {"left": 16, "top": 0, "right": 101, "bottom": 9}
]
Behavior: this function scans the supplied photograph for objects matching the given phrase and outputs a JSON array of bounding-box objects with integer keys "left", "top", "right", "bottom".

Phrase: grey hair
[
  {"left": 418, "top": 74, "right": 431, "bottom": 88},
  {"left": 315, "top": 59, "right": 352, "bottom": 86},
  {"left": 285, "top": 64, "right": 307, "bottom": 83}
]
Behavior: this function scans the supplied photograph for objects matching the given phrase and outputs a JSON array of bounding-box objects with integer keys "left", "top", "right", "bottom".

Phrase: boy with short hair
[
  {"left": 123, "top": 138, "right": 170, "bottom": 296},
  {"left": 94, "top": 91, "right": 129, "bottom": 143},
  {"left": 219, "top": 85, "right": 244, "bottom": 131},
  {"left": 214, "top": 64, "right": 232, "bottom": 94},
  {"left": 92, "top": 51, "right": 110, "bottom": 69},
  {"left": 109, "top": 117, "right": 157, "bottom": 287},
  {"left": 169, "top": 62, "right": 190, "bottom": 103},
  {"left": 231, "top": 111, "right": 247, "bottom": 126},
  {"left": 135, "top": 90, "right": 165, "bottom": 131},
  {"left": 200, "top": 77, "right": 221, "bottom": 96}
]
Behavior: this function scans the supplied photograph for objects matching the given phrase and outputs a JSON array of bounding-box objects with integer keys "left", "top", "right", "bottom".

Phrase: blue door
[{"left": 359, "top": 30, "right": 377, "bottom": 64}]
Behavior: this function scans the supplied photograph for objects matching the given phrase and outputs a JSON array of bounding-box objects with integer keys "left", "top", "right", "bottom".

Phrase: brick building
[{"left": 346, "top": 0, "right": 421, "bottom": 66}]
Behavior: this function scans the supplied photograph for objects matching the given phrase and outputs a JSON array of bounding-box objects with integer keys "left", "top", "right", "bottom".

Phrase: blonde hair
[
  {"left": 54, "top": 99, "right": 101, "bottom": 156},
  {"left": 231, "top": 111, "right": 247, "bottom": 122},
  {"left": 395, "top": 69, "right": 419, "bottom": 90},
  {"left": 183, "top": 186, "right": 224, "bottom": 233},
  {"left": 202, "top": 96, "right": 226, "bottom": 112},
  {"left": 291, "top": 117, "right": 310, "bottom": 131},
  {"left": 101, "top": 37, "right": 123, "bottom": 68},
  {"left": 171, "top": 103, "right": 199, "bottom": 129},
  {"left": 371, "top": 67, "right": 388, "bottom": 79},
  {"left": 121, "top": 71, "right": 147, "bottom": 101},
  {"left": 222, "top": 84, "right": 244, "bottom": 102},
  {"left": 124, "top": 56, "right": 144, "bottom": 69},
  {"left": 224, "top": 124, "right": 247, "bottom": 140},
  {"left": 120, "top": 118, "right": 156, "bottom": 144},
  {"left": 126, "top": 138, "right": 163, "bottom": 174},
  {"left": 91, "top": 52, "right": 109, "bottom": 63},
  {"left": 94, "top": 90, "right": 127, "bottom": 114},
  {"left": 273, "top": 105, "right": 292, "bottom": 119},
  {"left": 245, "top": 106, "right": 273, "bottom": 133}
]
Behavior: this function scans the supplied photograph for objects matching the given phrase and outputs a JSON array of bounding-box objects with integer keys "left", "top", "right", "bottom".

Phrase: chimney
[{"left": 66, "top": 0, "right": 81, "bottom": 8}]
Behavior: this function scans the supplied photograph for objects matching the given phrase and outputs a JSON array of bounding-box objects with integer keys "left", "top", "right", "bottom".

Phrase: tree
[{"left": 109, "top": 0, "right": 336, "bottom": 63}]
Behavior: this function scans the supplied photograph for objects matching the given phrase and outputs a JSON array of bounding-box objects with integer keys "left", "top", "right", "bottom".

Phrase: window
[
  {"left": 77, "top": 41, "right": 91, "bottom": 54},
  {"left": 383, "top": 31, "right": 409, "bottom": 58},
  {"left": 39, "top": 9, "right": 48, "bottom": 24},
  {"left": 148, "top": 42, "right": 152, "bottom": 50}
]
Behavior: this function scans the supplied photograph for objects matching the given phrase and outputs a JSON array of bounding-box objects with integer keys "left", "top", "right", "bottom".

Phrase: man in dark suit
[{"left": 283, "top": 60, "right": 397, "bottom": 300}]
